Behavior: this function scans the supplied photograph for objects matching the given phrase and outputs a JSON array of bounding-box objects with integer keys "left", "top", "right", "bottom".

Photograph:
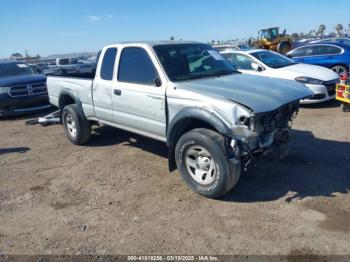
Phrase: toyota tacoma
[{"left": 47, "top": 41, "right": 312, "bottom": 198}]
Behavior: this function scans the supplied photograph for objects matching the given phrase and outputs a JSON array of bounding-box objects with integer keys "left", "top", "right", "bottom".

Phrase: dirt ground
[{"left": 0, "top": 100, "right": 349, "bottom": 256}]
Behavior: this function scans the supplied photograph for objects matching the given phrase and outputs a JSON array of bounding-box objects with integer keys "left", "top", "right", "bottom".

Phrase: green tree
[
  {"left": 336, "top": 24, "right": 343, "bottom": 35},
  {"left": 318, "top": 24, "right": 326, "bottom": 36}
]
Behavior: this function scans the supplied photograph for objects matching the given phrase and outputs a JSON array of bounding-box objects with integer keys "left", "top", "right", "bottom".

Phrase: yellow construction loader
[{"left": 252, "top": 27, "right": 292, "bottom": 55}]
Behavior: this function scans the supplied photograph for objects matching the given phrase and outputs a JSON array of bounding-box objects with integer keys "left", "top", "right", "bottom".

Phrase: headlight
[
  {"left": 295, "top": 76, "right": 323, "bottom": 85},
  {"left": 0, "top": 86, "right": 10, "bottom": 95},
  {"left": 239, "top": 116, "right": 255, "bottom": 131}
]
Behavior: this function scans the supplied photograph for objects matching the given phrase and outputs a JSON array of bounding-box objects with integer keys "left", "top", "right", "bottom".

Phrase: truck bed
[{"left": 47, "top": 76, "right": 94, "bottom": 117}]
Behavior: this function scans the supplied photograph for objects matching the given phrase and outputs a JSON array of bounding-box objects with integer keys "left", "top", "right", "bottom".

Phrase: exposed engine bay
[{"left": 232, "top": 101, "right": 300, "bottom": 169}]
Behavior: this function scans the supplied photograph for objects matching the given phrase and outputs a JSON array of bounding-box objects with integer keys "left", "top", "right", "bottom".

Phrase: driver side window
[{"left": 223, "top": 54, "right": 254, "bottom": 70}]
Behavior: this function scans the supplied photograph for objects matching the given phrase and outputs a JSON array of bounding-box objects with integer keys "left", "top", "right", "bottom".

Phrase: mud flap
[{"left": 168, "top": 143, "right": 177, "bottom": 172}]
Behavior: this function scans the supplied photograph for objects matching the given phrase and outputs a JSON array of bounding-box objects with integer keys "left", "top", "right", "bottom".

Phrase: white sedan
[{"left": 220, "top": 49, "right": 339, "bottom": 104}]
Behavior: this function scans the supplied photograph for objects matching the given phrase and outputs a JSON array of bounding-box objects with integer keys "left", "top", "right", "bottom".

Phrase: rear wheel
[
  {"left": 175, "top": 128, "right": 240, "bottom": 198},
  {"left": 62, "top": 104, "right": 91, "bottom": 145},
  {"left": 331, "top": 65, "right": 348, "bottom": 76}
]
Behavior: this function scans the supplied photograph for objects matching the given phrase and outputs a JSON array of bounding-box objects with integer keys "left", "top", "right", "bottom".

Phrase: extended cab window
[
  {"left": 100, "top": 48, "right": 118, "bottom": 80},
  {"left": 118, "top": 47, "right": 157, "bottom": 85}
]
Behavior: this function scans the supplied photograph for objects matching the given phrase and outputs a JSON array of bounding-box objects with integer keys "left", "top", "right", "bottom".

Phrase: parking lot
[{"left": 0, "top": 101, "right": 349, "bottom": 255}]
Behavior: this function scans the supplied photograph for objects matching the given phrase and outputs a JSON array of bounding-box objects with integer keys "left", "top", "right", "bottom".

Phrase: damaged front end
[{"left": 231, "top": 101, "right": 299, "bottom": 169}]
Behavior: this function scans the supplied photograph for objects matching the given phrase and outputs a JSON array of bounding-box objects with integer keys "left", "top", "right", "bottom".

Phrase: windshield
[
  {"left": 37, "top": 63, "right": 49, "bottom": 70},
  {"left": 260, "top": 30, "right": 270, "bottom": 39},
  {"left": 0, "top": 63, "right": 35, "bottom": 77},
  {"left": 153, "top": 44, "right": 237, "bottom": 81},
  {"left": 251, "top": 51, "right": 297, "bottom": 69}
]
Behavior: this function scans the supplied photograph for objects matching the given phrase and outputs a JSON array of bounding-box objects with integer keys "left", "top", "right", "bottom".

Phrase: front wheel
[
  {"left": 175, "top": 128, "right": 240, "bottom": 198},
  {"left": 278, "top": 42, "right": 291, "bottom": 55}
]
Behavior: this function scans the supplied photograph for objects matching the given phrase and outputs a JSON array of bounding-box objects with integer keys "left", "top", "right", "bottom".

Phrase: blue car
[{"left": 287, "top": 42, "right": 350, "bottom": 75}]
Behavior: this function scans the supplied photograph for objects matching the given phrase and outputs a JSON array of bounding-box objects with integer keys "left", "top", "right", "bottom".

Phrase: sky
[{"left": 1, "top": 0, "right": 350, "bottom": 58}]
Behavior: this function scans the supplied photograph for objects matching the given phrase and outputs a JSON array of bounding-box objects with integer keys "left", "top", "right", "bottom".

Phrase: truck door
[
  {"left": 112, "top": 46, "right": 166, "bottom": 141},
  {"left": 92, "top": 47, "right": 118, "bottom": 122}
]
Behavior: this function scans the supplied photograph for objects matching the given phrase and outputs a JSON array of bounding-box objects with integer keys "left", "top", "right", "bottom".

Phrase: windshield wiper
[
  {"left": 173, "top": 69, "right": 237, "bottom": 81},
  {"left": 173, "top": 75, "right": 210, "bottom": 81},
  {"left": 213, "top": 69, "right": 237, "bottom": 77}
]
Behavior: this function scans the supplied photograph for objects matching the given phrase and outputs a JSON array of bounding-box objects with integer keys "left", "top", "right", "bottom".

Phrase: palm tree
[
  {"left": 291, "top": 33, "right": 299, "bottom": 39},
  {"left": 318, "top": 24, "right": 326, "bottom": 36},
  {"left": 336, "top": 24, "right": 343, "bottom": 36}
]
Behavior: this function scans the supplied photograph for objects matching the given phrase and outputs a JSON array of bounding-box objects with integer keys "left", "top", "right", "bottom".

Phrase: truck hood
[
  {"left": 0, "top": 74, "right": 46, "bottom": 87},
  {"left": 176, "top": 73, "right": 312, "bottom": 113},
  {"left": 274, "top": 63, "right": 339, "bottom": 81}
]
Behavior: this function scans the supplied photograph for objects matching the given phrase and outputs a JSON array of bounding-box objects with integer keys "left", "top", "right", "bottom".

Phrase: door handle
[{"left": 114, "top": 89, "right": 122, "bottom": 96}]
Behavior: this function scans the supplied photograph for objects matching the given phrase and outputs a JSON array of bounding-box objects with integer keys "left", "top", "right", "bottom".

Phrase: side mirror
[
  {"left": 153, "top": 77, "right": 162, "bottom": 87},
  {"left": 251, "top": 62, "right": 263, "bottom": 72}
]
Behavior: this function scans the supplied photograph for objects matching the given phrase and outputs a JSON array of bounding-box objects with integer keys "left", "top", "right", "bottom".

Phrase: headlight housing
[
  {"left": 295, "top": 76, "right": 323, "bottom": 85},
  {"left": 239, "top": 116, "right": 255, "bottom": 131},
  {"left": 0, "top": 86, "right": 10, "bottom": 95}
]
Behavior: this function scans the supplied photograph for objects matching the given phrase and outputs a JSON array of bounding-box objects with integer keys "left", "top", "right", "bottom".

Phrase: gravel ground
[{"left": 0, "top": 100, "right": 349, "bottom": 256}]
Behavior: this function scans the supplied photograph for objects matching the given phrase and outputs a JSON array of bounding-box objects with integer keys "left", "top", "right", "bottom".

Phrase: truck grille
[
  {"left": 254, "top": 101, "right": 299, "bottom": 133},
  {"left": 8, "top": 82, "right": 47, "bottom": 97}
]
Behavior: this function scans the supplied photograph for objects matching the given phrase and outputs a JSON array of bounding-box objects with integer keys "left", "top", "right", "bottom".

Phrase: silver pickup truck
[{"left": 47, "top": 41, "right": 311, "bottom": 198}]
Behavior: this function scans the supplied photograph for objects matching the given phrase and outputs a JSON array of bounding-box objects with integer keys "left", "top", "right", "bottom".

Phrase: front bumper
[
  {"left": 0, "top": 93, "right": 53, "bottom": 117},
  {"left": 232, "top": 127, "right": 291, "bottom": 157},
  {"left": 300, "top": 83, "right": 336, "bottom": 104}
]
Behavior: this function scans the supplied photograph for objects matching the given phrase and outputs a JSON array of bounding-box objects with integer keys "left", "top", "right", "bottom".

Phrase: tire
[
  {"left": 62, "top": 104, "right": 91, "bottom": 145},
  {"left": 331, "top": 65, "right": 348, "bottom": 76},
  {"left": 175, "top": 128, "right": 240, "bottom": 198},
  {"left": 343, "top": 103, "right": 350, "bottom": 112},
  {"left": 278, "top": 42, "right": 291, "bottom": 55}
]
